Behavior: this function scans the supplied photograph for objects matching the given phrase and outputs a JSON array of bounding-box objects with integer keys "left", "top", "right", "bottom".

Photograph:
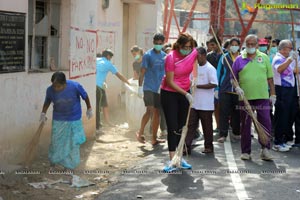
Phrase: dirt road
[{"left": 0, "top": 112, "right": 160, "bottom": 200}]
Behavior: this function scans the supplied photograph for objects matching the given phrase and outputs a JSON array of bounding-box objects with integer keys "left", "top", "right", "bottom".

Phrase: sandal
[
  {"left": 152, "top": 139, "right": 165, "bottom": 146},
  {"left": 136, "top": 132, "right": 145, "bottom": 144}
]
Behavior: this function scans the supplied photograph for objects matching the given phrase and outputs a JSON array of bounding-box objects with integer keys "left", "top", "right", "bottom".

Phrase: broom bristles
[
  {"left": 243, "top": 99, "right": 270, "bottom": 146},
  {"left": 170, "top": 125, "right": 189, "bottom": 168},
  {"left": 23, "top": 121, "right": 45, "bottom": 167}
]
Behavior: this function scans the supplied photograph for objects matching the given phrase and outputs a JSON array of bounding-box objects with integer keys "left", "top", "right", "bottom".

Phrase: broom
[
  {"left": 210, "top": 26, "right": 270, "bottom": 146},
  {"left": 170, "top": 105, "right": 192, "bottom": 168},
  {"left": 170, "top": 65, "right": 197, "bottom": 168},
  {"left": 23, "top": 121, "right": 45, "bottom": 167}
]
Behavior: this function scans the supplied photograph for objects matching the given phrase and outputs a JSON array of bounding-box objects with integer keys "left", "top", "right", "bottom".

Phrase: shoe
[
  {"left": 284, "top": 143, "right": 292, "bottom": 149},
  {"left": 272, "top": 144, "right": 290, "bottom": 152},
  {"left": 152, "top": 139, "right": 166, "bottom": 146},
  {"left": 260, "top": 149, "right": 273, "bottom": 161},
  {"left": 217, "top": 137, "right": 226, "bottom": 143},
  {"left": 240, "top": 153, "right": 251, "bottom": 160},
  {"left": 286, "top": 141, "right": 294, "bottom": 146},
  {"left": 158, "top": 130, "right": 167, "bottom": 139},
  {"left": 181, "top": 158, "right": 192, "bottom": 169},
  {"left": 163, "top": 162, "right": 179, "bottom": 173}
]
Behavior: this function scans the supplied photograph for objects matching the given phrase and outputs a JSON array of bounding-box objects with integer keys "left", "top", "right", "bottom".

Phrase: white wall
[
  {"left": 0, "top": 0, "right": 158, "bottom": 163},
  {"left": 96, "top": 0, "right": 125, "bottom": 109},
  {"left": 0, "top": 0, "right": 98, "bottom": 164},
  {"left": 125, "top": 3, "right": 157, "bottom": 92}
]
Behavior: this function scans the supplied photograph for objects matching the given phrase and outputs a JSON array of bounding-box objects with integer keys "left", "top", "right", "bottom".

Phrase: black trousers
[
  {"left": 185, "top": 108, "right": 214, "bottom": 150},
  {"left": 274, "top": 85, "right": 297, "bottom": 144},
  {"left": 219, "top": 92, "right": 240, "bottom": 137},
  {"left": 161, "top": 89, "right": 189, "bottom": 151}
]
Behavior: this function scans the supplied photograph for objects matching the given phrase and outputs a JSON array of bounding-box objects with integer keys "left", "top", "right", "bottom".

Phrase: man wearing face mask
[
  {"left": 258, "top": 38, "right": 269, "bottom": 54},
  {"left": 96, "top": 50, "right": 130, "bottom": 131},
  {"left": 232, "top": 34, "right": 276, "bottom": 161},
  {"left": 130, "top": 45, "right": 143, "bottom": 80},
  {"left": 269, "top": 39, "right": 280, "bottom": 63},
  {"left": 216, "top": 37, "right": 241, "bottom": 143},
  {"left": 272, "top": 39, "right": 298, "bottom": 152},
  {"left": 136, "top": 33, "right": 166, "bottom": 145}
]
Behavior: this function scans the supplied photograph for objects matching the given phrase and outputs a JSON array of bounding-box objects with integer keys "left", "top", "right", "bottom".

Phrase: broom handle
[
  {"left": 210, "top": 26, "right": 255, "bottom": 111},
  {"left": 210, "top": 26, "right": 270, "bottom": 141}
]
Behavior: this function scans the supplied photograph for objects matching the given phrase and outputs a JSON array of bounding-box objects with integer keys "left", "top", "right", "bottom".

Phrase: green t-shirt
[{"left": 238, "top": 50, "right": 273, "bottom": 100}]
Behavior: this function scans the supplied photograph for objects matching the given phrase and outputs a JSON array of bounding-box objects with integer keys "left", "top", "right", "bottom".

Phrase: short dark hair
[
  {"left": 96, "top": 53, "right": 102, "bottom": 58},
  {"left": 208, "top": 36, "right": 221, "bottom": 45},
  {"left": 153, "top": 33, "right": 165, "bottom": 42},
  {"left": 223, "top": 39, "right": 230, "bottom": 49},
  {"left": 130, "top": 45, "right": 140, "bottom": 53},
  {"left": 196, "top": 47, "right": 207, "bottom": 56},
  {"left": 229, "top": 37, "right": 241, "bottom": 45},
  {"left": 102, "top": 49, "right": 114, "bottom": 58},
  {"left": 272, "top": 39, "right": 280, "bottom": 46},
  {"left": 51, "top": 71, "right": 66, "bottom": 84}
]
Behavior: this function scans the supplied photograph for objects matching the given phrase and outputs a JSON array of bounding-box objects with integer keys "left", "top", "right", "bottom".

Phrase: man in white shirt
[{"left": 185, "top": 47, "right": 218, "bottom": 154}]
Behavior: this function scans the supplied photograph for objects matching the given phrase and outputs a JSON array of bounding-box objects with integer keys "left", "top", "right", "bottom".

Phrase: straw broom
[
  {"left": 170, "top": 105, "right": 192, "bottom": 168},
  {"left": 210, "top": 26, "right": 270, "bottom": 146},
  {"left": 170, "top": 64, "right": 197, "bottom": 168},
  {"left": 23, "top": 121, "right": 45, "bottom": 167}
]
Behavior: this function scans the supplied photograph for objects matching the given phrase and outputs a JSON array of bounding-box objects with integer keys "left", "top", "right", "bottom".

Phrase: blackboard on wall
[{"left": 0, "top": 11, "right": 25, "bottom": 73}]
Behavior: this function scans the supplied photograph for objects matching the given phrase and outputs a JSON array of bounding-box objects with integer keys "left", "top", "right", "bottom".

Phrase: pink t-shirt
[{"left": 161, "top": 48, "right": 198, "bottom": 92}]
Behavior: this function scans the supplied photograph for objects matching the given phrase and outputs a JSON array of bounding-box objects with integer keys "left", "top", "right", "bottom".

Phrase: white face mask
[
  {"left": 230, "top": 46, "right": 239, "bottom": 53},
  {"left": 246, "top": 47, "right": 256, "bottom": 54}
]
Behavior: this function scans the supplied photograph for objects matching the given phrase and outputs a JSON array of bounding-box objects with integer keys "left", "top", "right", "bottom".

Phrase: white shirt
[{"left": 192, "top": 62, "right": 218, "bottom": 110}]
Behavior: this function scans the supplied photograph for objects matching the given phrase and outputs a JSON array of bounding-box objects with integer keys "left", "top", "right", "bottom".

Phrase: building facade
[{"left": 0, "top": 0, "right": 157, "bottom": 164}]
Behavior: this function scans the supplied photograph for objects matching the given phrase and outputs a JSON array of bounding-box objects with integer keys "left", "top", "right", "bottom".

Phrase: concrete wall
[
  {"left": 0, "top": 0, "right": 97, "bottom": 164},
  {"left": 0, "top": 0, "right": 157, "bottom": 164}
]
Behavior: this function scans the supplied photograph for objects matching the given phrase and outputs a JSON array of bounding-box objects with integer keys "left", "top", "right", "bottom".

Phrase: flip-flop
[
  {"left": 152, "top": 139, "right": 165, "bottom": 146},
  {"left": 136, "top": 132, "right": 145, "bottom": 144}
]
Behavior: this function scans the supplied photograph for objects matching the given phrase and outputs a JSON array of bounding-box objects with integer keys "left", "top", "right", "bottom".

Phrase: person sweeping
[
  {"left": 160, "top": 33, "right": 198, "bottom": 172},
  {"left": 40, "top": 71, "right": 93, "bottom": 170}
]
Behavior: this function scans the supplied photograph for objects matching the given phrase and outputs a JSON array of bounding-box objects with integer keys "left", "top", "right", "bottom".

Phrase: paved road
[{"left": 97, "top": 133, "right": 300, "bottom": 200}]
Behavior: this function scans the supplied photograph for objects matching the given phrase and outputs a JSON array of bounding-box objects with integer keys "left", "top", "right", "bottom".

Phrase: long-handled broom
[
  {"left": 210, "top": 26, "right": 270, "bottom": 146},
  {"left": 170, "top": 105, "right": 192, "bottom": 168},
  {"left": 23, "top": 121, "right": 45, "bottom": 167},
  {"left": 170, "top": 67, "right": 197, "bottom": 168}
]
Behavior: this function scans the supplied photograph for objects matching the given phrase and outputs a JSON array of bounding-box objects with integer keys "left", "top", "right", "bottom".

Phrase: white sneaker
[
  {"left": 240, "top": 153, "right": 251, "bottom": 160},
  {"left": 260, "top": 149, "right": 273, "bottom": 161},
  {"left": 272, "top": 144, "right": 290, "bottom": 152},
  {"left": 284, "top": 142, "right": 293, "bottom": 149}
]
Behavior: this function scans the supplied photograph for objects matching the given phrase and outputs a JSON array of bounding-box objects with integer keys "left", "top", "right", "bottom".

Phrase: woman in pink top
[{"left": 160, "top": 33, "right": 198, "bottom": 172}]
